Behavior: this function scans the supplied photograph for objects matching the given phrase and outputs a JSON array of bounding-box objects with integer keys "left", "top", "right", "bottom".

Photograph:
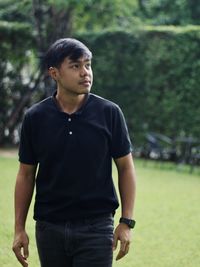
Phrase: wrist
[
  {"left": 15, "top": 223, "right": 26, "bottom": 233},
  {"left": 119, "top": 217, "right": 136, "bottom": 229}
]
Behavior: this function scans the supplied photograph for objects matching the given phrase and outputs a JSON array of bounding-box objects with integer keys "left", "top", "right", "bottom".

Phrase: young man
[{"left": 12, "top": 38, "right": 136, "bottom": 267}]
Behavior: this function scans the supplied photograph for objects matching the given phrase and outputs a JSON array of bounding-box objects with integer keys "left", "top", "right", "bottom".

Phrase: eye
[
  {"left": 71, "top": 64, "right": 79, "bottom": 69},
  {"left": 85, "top": 63, "right": 91, "bottom": 69}
]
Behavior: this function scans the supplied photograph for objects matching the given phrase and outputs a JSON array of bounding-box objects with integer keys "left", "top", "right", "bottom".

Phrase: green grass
[
  {"left": 0, "top": 155, "right": 200, "bottom": 267},
  {"left": 0, "top": 156, "right": 39, "bottom": 267}
]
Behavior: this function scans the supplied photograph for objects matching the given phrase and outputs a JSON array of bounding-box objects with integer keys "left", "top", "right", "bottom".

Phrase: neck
[{"left": 56, "top": 89, "right": 87, "bottom": 114}]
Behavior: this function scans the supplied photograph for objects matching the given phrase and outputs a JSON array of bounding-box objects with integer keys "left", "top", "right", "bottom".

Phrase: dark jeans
[{"left": 35, "top": 213, "right": 114, "bottom": 267}]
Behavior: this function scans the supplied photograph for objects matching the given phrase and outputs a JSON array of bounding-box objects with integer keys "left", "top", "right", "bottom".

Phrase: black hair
[{"left": 44, "top": 38, "right": 92, "bottom": 69}]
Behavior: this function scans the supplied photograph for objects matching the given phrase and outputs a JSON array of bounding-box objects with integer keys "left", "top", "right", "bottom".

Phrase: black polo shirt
[{"left": 19, "top": 93, "right": 132, "bottom": 222}]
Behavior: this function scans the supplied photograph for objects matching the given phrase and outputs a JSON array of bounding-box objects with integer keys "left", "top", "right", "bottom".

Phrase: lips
[{"left": 79, "top": 80, "right": 91, "bottom": 86}]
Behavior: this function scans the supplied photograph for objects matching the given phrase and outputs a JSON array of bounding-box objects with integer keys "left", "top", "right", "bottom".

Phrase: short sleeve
[
  {"left": 18, "top": 112, "right": 38, "bottom": 165},
  {"left": 111, "top": 105, "right": 133, "bottom": 159}
]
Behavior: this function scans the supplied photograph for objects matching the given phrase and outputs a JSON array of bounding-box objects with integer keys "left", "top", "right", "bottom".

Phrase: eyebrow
[{"left": 68, "top": 58, "right": 91, "bottom": 64}]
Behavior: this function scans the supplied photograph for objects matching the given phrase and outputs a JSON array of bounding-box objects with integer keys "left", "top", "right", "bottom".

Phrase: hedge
[
  {"left": 78, "top": 26, "right": 200, "bottom": 144},
  {"left": 1, "top": 24, "right": 200, "bottom": 145}
]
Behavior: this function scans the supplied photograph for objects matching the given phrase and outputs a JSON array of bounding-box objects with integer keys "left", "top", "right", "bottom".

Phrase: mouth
[{"left": 79, "top": 80, "right": 91, "bottom": 87}]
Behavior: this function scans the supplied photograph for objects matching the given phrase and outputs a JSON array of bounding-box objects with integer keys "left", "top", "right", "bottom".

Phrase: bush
[
  {"left": 1, "top": 24, "right": 200, "bottom": 146},
  {"left": 79, "top": 26, "right": 200, "bottom": 144}
]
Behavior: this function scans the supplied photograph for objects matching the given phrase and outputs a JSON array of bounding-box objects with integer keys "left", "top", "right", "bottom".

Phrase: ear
[{"left": 48, "top": 67, "right": 58, "bottom": 80}]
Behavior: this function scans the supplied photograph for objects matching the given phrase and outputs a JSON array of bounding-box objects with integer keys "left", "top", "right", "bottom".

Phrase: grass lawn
[{"left": 0, "top": 154, "right": 200, "bottom": 267}]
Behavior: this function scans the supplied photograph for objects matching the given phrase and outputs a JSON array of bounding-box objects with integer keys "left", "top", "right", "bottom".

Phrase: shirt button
[
  {"left": 68, "top": 118, "right": 71, "bottom": 122},
  {"left": 69, "top": 131, "right": 73, "bottom": 135}
]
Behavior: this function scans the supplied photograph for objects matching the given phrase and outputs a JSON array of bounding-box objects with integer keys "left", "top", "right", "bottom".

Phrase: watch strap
[{"left": 119, "top": 217, "right": 136, "bottom": 229}]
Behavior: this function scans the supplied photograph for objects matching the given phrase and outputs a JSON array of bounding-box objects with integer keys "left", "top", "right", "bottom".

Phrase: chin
[{"left": 79, "top": 87, "right": 91, "bottom": 94}]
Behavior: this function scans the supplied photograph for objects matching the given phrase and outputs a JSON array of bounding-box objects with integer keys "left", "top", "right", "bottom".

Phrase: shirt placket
[{"left": 67, "top": 116, "right": 73, "bottom": 135}]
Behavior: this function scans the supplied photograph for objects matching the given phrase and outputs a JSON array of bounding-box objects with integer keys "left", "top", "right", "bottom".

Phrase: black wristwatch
[{"left": 119, "top": 217, "right": 136, "bottom": 229}]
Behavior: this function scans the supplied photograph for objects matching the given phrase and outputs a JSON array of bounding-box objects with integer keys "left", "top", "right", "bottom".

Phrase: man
[{"left": 12, "top": 38, "right": 136, "bottom": 267}]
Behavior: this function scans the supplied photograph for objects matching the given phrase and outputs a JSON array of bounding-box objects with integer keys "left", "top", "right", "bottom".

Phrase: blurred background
[
  {"left": 0, "top": 2, "right": 200, "bottom": 267},
  {"left": 0, "top": 0, "right": 200, "bottom": 170}
]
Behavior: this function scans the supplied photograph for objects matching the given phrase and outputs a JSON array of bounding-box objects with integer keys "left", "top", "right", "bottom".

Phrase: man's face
[{"left": 50, "top": 56, "right": 93, "bottom": 96}]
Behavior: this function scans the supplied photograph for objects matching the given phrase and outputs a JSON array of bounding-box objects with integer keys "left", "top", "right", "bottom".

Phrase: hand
[
  {"left": 12, "top": 230, "right": 29, "bottom": 267},
  {"left": 113, "top": 223, "right": 132, "bottom": 261}
]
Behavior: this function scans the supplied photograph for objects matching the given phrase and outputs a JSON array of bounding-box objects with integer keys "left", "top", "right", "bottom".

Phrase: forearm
[
  {"left": 115, "top": 153, "right": 136, "bottom": 219},
  {"left": 118, "top": 158, "right": 136, "bottom": 219},
  {"left": 113, "top": 155, "right": 136, "bottom": 260},
  {"left": 14, "top": 166, "right": 36, "bottom": 232}
]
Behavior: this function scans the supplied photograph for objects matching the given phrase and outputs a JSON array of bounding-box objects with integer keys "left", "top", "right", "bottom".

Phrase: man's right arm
[{"left": 12, "top": 163, "right": 37, "bottom": 267}]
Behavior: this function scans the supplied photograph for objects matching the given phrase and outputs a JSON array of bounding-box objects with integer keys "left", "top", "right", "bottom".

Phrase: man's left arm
[{"left": 113, "top": 152, "right": 136, "bottom": 261}]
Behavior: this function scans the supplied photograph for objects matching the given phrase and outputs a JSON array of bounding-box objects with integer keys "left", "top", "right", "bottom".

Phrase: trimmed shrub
[{"left": 79, "top": 26, "right": 200, "bottom": 144}]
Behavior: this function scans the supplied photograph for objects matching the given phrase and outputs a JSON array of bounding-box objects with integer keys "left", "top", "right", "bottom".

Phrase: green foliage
[
  {"left": 188, "top": 0, "right": 200, "bottom": 23},
  {"left": 0, "top": 19, "right": 35, "bottom": 143},
  {"left": 46, "top": 0, "right": 141, "bottom": 32},
  {"left": 73, "top": 0, "right": 140, "bottom": 31},
  {"left": 0, "top": 0, "right": 140, "bottom": 144},
  {"left": 79, "top": 26, "right": 200, "bottom": 144},
  {"left": 0, "top": 0, "right": 31, "bottom": 22},
  {"left": 0, "top": 21, "right": 32, "bottom": 44},
  {"left": 142, "top": 26, "right": 200, "bottom": 139},
  {"left": 0, "top": 0, "right": 200, "bottom": 145},
  {"left": 138, "top": 0, "right": 200, "bottom": 25}
]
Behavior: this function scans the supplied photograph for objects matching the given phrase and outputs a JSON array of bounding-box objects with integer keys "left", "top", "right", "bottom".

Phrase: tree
[
  {"left": 0, "top": 0, "right": 140, "bottom": 145},
  {"left": 1, "top": 0, "right": 199, "bottom": 145}
]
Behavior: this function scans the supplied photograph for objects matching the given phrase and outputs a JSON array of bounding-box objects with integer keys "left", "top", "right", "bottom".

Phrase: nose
[{"left": 80, "top": 66, "right": 89, "bottom": 77}]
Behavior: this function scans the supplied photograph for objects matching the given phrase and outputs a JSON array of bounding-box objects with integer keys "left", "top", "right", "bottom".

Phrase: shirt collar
[{"left": 52, "top": 91, "right": 90, "bottom": 115}]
